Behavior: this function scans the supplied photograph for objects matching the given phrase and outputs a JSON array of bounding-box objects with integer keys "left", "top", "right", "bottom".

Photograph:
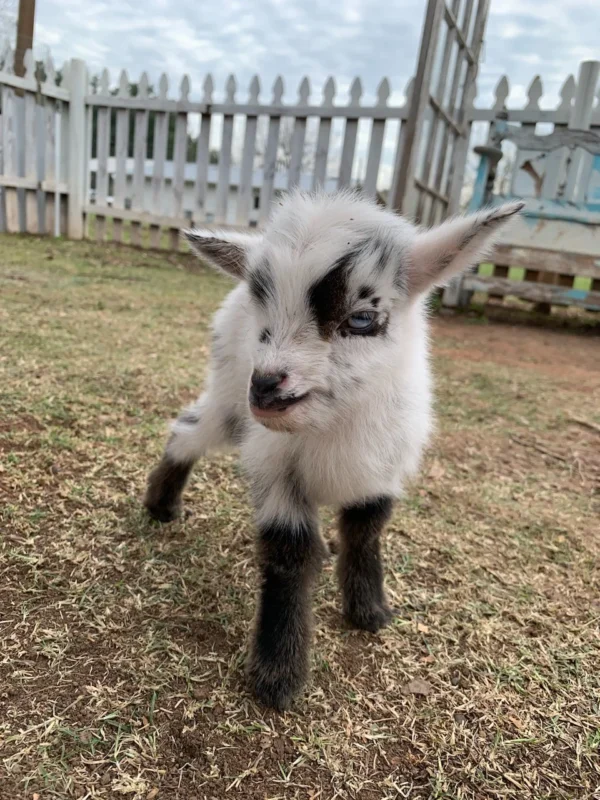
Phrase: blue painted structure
[{"left": 459, "top": 116, "right": 600, "bottom": 311}]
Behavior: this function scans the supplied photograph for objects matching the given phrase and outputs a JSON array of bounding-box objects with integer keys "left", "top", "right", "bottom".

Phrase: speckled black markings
[
  {"left": 248, "top": 262, "right": 275, "bottom": 307},
  {"left": 374, "top": 237, "right": 395, "bottom": 273},
  {"left": 358, "top": 284, "right": 375, "bottom": 300},
  {"left": 247, "top": 516, "right": 326, "bottom": 710},
  {"left": 144, "top": 453, "right": 194, "bottom": 523},
  {"left": 259, "top": 328, "right": 271, "bottom": 344},
  {"left": 337, "top": 496, "right": 394, "bottom": 632}
]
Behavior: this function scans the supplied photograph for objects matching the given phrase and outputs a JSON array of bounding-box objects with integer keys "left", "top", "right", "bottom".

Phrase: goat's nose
[{"left": 250, "top": 370, "right": 286, "bottom": 397}]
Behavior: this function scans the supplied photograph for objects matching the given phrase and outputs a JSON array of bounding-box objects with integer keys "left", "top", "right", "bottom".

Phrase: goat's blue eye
[{"left": 345, "top": 311, "right": 376, "bottom": 332}]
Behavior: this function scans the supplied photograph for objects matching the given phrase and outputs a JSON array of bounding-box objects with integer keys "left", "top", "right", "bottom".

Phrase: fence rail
[{"left": 1, "top": 38, "right": 599, "bottom": 259}]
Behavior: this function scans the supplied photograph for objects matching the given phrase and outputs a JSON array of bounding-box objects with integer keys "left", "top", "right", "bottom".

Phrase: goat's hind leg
[
  {"left": 337, "top": 496, "right": 394, "bottom": 632},
  {"left": 144, "top": 394, "right": 226, "bottom": 523}
]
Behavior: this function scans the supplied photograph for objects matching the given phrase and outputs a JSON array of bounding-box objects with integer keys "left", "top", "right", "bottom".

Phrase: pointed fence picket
[{"left": 0, "top": 43, "right": 599, "bottom": 268}]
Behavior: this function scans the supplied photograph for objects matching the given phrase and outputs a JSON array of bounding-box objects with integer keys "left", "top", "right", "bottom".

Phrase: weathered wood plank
[
  {"left": 35, "top": 100, "right": 47, "bottom": 234},
  {"left": 166, "top": 75, "right": 189, "bottom": 247},
  {"left": 259, "top": 76, "right": 284, "bottom": 224},
  {"left": 443, "top": 0, "right": 481, "bottom": 217},
  {"left": 95, "top": 70, "right": 111, "bottom": 242},
  {"left": 149, "top": 73, "right": 169, "bottom": 228},
  {"left": 2, "top": 84, "right": 19, "bottom": 232},
  {"left": 363, "top": 78, "right": 390, "bottom": 197},
  {"left": 129, "top": 73, "right": 151, "bottom": 246},
  {"left": 112, "top": 71, "right": 130, "bottom": 243},
  {"left": 84, "top": 204, "right": 188, "bottom": 229},
  {"left": 288, "top": 77, "right": 309, "bottom": 190},
  {"left": 463, "top": 274, "right": 600, "bottom": 311},
  {"left": 337, "top": 78, "right": 361, "bottom": 189},
  {"left": 0, "top": 175, "right": 68, "bottom": 192},
  {"left": 312, "top": 77, "right": 335, "bottom": 190},
  {"left": 194, "top": 75, "right": 213, "bottom": 222},
  {"left": 540, "top": 76, "right": 575, "bottom": 200},
  {"left": 337, "top": 117, "right": 358, "bottom": 189},
  {"left": 259, "top": 118, "right": 281, "bottom": 223},
  {"left": 172, "top": 110, "right": 187, "bottom": 217},
  {"left": 499, "top": 123, "right": 600, "bottom": 154},
  {"left": 415, "top": 0, "right": 460, "bottom": 221},
  {"left": 84, "top": 93, "right": 411, "bottom": 120},
  {"left": 0, "top": 85, "right": 6, "bottom": 232},
  {"left": 43, "top": 96, "right": 57, "bottom": 234},
  {"left": 85, "top": 203, "right": 250, "bottom": 231},
  {"left": 237, "top": 76, "right": 260, "bottom": 225},
  {"left": 24, "top": 86, "right": 38, "bottom": 233},
  {"left": 494, "top": 244, "right": 600, "bottom": 279},
  {"left": 288, "top": 117, "right": 307, "bottom": 189},
  {"left": 0, "top": 68, "right": 68, "bottom": 100},
  {"left": 14, "top": 94, "right": 27, "bottom": 233}
]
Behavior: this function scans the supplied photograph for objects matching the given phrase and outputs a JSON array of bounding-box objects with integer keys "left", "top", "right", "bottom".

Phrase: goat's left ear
[
  {"left": 407, "top": 201, "right": 524, "bottom": 296},
  {"left": 183, "top": 228, "right": 263, "bottom": 280}
]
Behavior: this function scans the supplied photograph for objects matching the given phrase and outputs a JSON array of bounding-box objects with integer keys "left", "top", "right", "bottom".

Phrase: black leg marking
[
  {"left": 247, "top": 516, "right": 325, "bottom": 711},
  {"left": 337, "top": 496, "right": 394, "bottom": 633},
  {"left": 144, "top": 452, "right": 194, "bottom": 523}
]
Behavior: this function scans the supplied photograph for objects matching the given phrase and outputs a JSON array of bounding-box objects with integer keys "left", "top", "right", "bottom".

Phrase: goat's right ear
[{"left": 183, "top": 229, "right": 262, "bottom": 280}]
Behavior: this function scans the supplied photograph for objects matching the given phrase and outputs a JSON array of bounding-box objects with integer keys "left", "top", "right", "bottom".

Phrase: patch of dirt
[{"left": 433, "top": 314, "right": 599, "bottom": 392}]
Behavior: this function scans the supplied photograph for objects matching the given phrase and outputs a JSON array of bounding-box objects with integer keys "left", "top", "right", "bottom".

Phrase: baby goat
[{"left": 144, "top": 191, "right": 522, "bottom": 710}]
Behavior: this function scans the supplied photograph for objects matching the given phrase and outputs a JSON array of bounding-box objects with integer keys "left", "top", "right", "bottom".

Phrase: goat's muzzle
[{"left": 249, "top": 370, "right": 308, "bottom": 418}]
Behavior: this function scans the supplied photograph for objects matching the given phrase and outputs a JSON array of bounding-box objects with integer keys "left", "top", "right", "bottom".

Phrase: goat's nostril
[{"left": 250, "top": 371, "right": 286, "bottom": 397}]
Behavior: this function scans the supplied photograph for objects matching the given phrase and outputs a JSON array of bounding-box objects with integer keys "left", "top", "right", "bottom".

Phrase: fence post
[
  {"left": 562, "top": 61, "right": 600, "bottom": 203},
  {"left": 570, "top": 61, "right": 600, "bottom": 128},
  {"left": 67, "top": 58, "right": 87, "bottom": 239}
]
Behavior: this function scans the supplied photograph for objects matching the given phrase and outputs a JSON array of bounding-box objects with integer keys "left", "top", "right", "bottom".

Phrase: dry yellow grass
[{"left": 1, "top": 235, "right": 599, "bottom": 799}]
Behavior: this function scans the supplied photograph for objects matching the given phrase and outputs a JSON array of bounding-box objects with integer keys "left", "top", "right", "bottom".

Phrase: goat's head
[{"left": 185, "top": 191, "right": 522, "bottom": 432}]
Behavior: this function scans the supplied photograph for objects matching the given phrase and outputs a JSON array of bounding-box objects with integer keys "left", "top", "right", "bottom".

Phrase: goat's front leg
[
  {"left": 337, "top": 496, "right": 394, "bottom": 633},
  {"left": 144, "top": 394, "right": 227, "bottom": 523},
  {"left": 247, "top": 496, "right": 325, "bottom": 710}
]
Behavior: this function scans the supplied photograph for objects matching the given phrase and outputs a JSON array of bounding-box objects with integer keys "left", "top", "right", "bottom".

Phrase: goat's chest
[{"left": 243, "top": 407, "right": 428, "bottom": 511}]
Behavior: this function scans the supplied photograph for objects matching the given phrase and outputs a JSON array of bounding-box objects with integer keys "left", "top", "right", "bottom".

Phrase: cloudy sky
[{"left": 32, "top": 0, "right": 599, "bottom": 108}]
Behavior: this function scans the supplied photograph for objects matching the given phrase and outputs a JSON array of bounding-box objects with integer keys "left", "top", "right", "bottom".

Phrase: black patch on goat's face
[
  {"left": 259, "top": 328, "right": 271, "bottom": 344},
  {"left": 358, "top": 285, "right": 374, "bottom": 300},
  {"left": 308, "top": 261, "right": 349, "bottom": 338},
  {"left": 249, "top": 262, "right": 275, "bottom": 307},
  {"left": 307, "top": 244, "right": 369, "bottom": 338}
]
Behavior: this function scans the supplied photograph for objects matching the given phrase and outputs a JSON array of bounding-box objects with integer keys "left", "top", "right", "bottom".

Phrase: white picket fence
[{"left": 1, "top": 39, "right": 599, "bottom": 251}]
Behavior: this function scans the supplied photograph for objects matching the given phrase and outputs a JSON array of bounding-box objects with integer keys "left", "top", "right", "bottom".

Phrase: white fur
[{"left": 170, "top": 191, "right": 522, "bottom": 526}]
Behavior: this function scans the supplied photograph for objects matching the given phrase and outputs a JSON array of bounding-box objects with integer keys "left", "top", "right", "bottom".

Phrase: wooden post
[
  {"left": 389, "top": 0, "right": 444, "bottom": 215},
  {"left": 66, "top": 58, "right": 87, "bottom": 239},
  {"left": 13, "top": 0, "right": 35, "bottom": 78}
]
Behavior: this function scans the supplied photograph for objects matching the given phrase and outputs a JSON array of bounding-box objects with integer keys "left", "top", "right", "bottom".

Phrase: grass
[{"left": 1, "top": 234, "right": 599, "bottom": 799}]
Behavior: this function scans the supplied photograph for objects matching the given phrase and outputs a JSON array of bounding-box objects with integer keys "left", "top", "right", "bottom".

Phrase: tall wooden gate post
[
  {"left": 390, "top": 0, "right": 491, "bottom": 236},
  {"left": 67, "top": 58, "right": 87, "bottom": 239},
  {"left": 388, "top": 0, "right": 445, "bottom": 216}
]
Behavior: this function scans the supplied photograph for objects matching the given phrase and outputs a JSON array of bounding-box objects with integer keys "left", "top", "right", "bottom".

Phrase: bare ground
[{"left": 1, "top": 236, "right": 599, "bottom": 800}]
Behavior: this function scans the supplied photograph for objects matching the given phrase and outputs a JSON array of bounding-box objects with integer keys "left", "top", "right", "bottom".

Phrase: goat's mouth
[{"left": 250, "top": 392, "right": 310, "bottom": 419}]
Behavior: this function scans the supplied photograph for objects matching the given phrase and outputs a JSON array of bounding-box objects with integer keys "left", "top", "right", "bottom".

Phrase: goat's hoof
[
  {"left": 345, "top": 602, "right": 394, "bottom": 633},
  {"left": 144, "top": 502, "right": 182, "bottom": 523},
  {"left": 247, "top": 659, "right": 305, "bottom": 712}
]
